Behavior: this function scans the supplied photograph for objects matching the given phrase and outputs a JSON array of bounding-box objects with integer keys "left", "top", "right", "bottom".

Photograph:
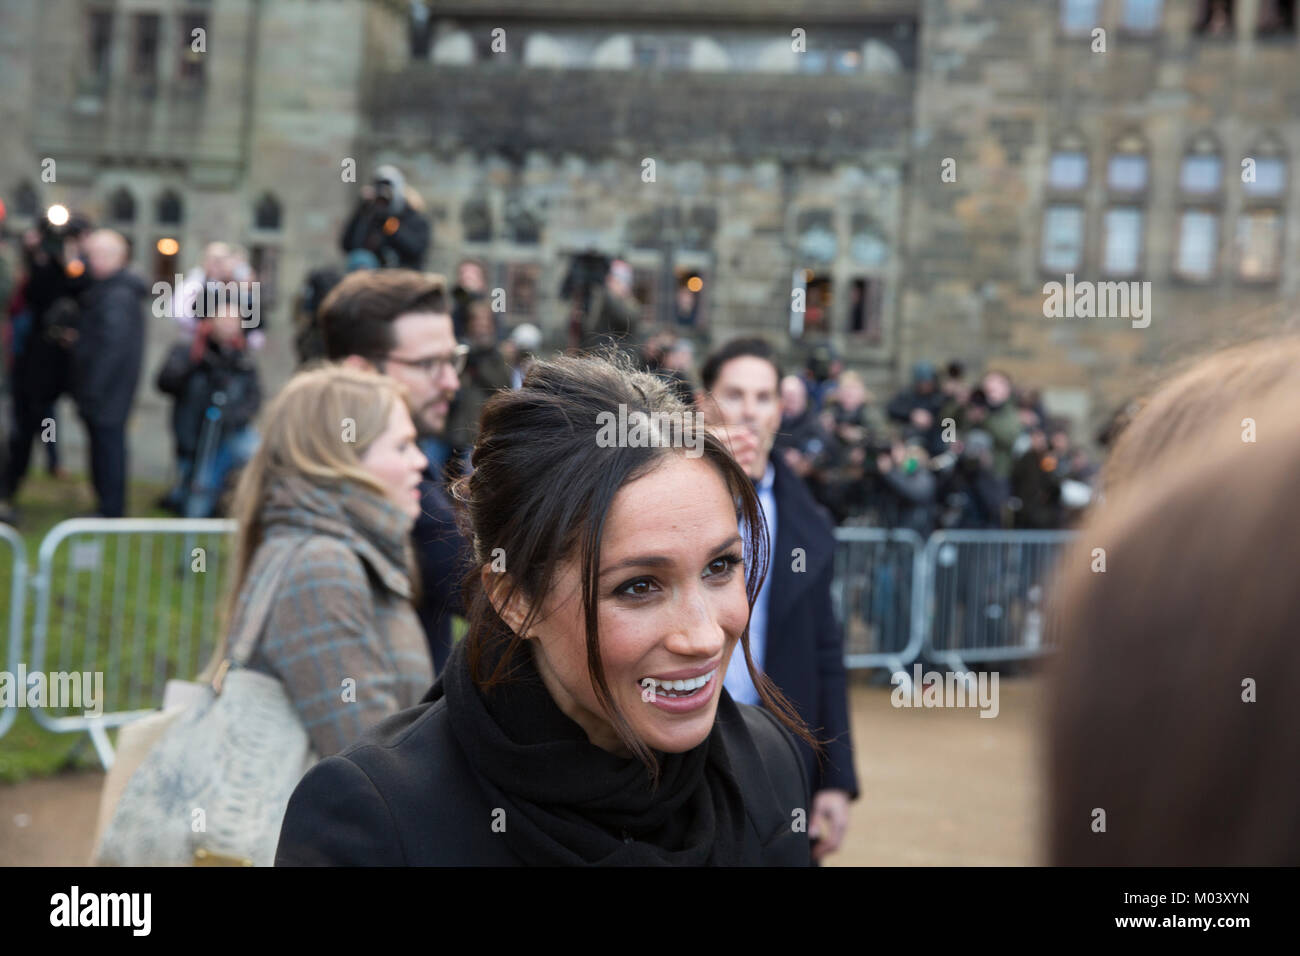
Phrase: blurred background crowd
[{"left": 0, "top": 166, "right": 1108, "bottom": 532}]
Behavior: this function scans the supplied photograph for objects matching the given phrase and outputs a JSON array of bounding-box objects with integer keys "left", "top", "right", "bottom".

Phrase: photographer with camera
[
  {"left": 156, "top": 283, "right": 262, "bottom": 518},
  {"left": 339, "top": 165, "right": 431, "bottom": 270},
  {"left": 580, "top": 258, "right": 640, "bottom": 354},
  {"left": 0, "top": 209, "right": 91, "bottom": 524}
]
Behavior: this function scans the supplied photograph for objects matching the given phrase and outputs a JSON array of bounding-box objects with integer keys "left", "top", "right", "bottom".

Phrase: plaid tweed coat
[{"left": 238, "top": 474, "right": 434, "bottom": 756}]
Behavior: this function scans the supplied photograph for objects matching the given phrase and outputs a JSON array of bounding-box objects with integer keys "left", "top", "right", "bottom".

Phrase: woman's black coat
[{"left": 275, "top": 684, "right": 812, "bottom": 866}]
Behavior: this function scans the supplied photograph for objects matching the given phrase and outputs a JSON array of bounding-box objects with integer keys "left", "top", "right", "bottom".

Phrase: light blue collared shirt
[{"left": 724, "top": 461, "right": 776, "bottom": 707}]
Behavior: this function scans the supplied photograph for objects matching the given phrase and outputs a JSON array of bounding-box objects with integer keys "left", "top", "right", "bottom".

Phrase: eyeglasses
[{"left": 379, "top": 344, "right": 469, "bottom": 377}]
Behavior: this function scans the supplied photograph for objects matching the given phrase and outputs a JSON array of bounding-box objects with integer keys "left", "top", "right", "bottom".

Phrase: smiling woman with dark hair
[{"left": 276, "top": 353, "right": 818, "bottom": 866}]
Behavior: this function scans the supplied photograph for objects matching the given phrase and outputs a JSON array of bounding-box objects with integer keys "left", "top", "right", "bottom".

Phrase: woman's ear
[{"left": 480, "top": 564, "right": 532, "bottom": 637}]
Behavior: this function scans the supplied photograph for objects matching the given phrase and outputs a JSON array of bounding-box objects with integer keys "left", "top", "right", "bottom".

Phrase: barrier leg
[{"left": 87, "top": 722, "right": 115, "bottom": 771}]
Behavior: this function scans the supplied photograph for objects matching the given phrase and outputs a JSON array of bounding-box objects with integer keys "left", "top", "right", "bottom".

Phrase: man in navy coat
[{"left": 699, "top": 337, "right": 859, "bottom": 861}]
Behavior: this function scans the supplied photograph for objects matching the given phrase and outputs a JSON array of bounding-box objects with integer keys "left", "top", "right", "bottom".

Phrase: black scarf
[{"left": 440, "top": 635, "right": 749, "bottom": 865}]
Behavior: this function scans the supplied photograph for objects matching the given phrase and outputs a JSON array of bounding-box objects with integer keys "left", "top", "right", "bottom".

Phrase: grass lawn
[
  {"left": 1, "top": 471, "right": 468, "bottom": 784},
  {"left": 0, "top": 471, "right": 213, "bottom": 783}
]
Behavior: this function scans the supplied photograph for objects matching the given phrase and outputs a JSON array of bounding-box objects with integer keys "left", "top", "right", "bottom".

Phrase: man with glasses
[{"left": 319, "top": 269, "right": 469, "bottom": 673}]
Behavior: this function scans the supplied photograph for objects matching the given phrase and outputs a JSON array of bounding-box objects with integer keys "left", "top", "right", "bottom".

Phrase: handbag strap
[{"left": 222, "top": 536, "right": 312, "bottom": 673}]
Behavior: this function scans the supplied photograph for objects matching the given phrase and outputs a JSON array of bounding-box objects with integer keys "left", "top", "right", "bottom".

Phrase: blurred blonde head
[
  {"left": 1048, "top": 391, "right": 1300, "bottom": 863},
  {"left": 212, "top": 364, "right": 409, "bottom": 665},
  {"left": 1101, "top": 333, "right": 1300, "bottom": 495}
]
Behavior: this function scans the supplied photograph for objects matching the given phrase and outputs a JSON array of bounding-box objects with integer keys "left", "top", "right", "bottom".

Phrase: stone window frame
[
  {"left": 247, "top": 243, "right": 279, "bottom": 316},
  {"left": 1046, "top": 130, "right": 1091, "bottom": 196},
  {"left": 253, "top": 192, "right": 282, "bottom": 232},
  {"left": 83, "top": 5, "right": 115, "bottom": 95},
  {"left": 1058, "top": 0, "right": 1103, "bottom": 37},
  {"left": 670, "top": 262, "right": 709, "bottom": 333},
  {"left": 1240, "top": 131, "right": 1289, "bottom": 200},
  {"left": 106, "top": 185, "right": 137, "bottom": 225},
  {"left": 177, "top": 9, "right": 209, "bottom": 89},
  {"left": 248, "top": 192, "right": 284, "bottom": 315},
  {"left": 1119, "top": 0, "right": 1166, "bottom": 36},
  {"left": 1173, "top": 207, "right": 1222, "bottom": 283},
  {"left": 1039, "top": 203, "right": 1087, "bottom": 274},
  {"left": 154, "top": 188, "right": 184, "bottom": 226},
  {"left": 1178, "top": 131, "right": 1225, "bottom": 200},
  {"left": 844, "top": 275, "right": 885, "bottom": 345},
  {"left": 130, "top": 11, "right": 162, "bottom": 85},
  {"left": 1235, "top": 208, "right": 1284, "bottom": 283},
  {"left": 1255, "top": 0, "right": 1298, "bottom": 39},
  {"left": 502, "top": 260, "right": 544, "bottom": 323},
  {"left": 1039, "top": 130, "right": 1091, "bottom": 277},
  {"left": 460, "top": 196, "right": 494, "bottom": 244},
  {"left": 846, "top": 211, "right": 889, "bottom": 345},
  {"left": 1105, "top": 131, "right": 1151, "bottom": 197},
  {"left": 1193, "top": 0, "right": 1237, "bottom": 39},
  {"left": 1101, "top": 205, "right": 1146, "bottom": 278},
  {"left": 1235, "top": 131, "right": 1289, "bottom": 285}
]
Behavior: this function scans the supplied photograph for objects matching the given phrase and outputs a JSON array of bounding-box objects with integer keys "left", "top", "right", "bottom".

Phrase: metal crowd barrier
[
  {"left": 920, "top": 530, "right": 1078, "bottom": 674},
  {"left": 830, "top": 526, "right": 927, "bottom": 686},
  {"left": 2, "top": 518, "right": 1078, "bottom": 764},
  {"left": 26, "top": 518, "right": 236, "bottom": 768},
  {"left": 0, "top": 523, "right": 27, "bottom": 742}
]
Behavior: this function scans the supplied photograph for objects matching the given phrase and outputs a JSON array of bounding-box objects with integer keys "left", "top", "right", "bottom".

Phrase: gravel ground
[{"left": 0, "top": 675, "right": 1044, "bottom": 866}]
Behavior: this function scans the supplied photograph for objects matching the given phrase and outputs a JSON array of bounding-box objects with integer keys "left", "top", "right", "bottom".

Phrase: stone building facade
[{"left": 2, "top": 0, "right": 1298, "bottom": 479}]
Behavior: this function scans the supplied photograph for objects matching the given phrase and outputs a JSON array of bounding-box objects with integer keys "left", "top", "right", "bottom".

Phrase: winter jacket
[
  {"left": 980, "top": 402, "right": 1024, "bottom": 480},
  {"left": 875, "top": 463, "right": 938, "bottom": 537},
  {"left": 241, "top": 475, "right": 434, "bottom": 757},
  {"left": 156, "top": 336, "right": 262, "bottom": 460},
  {"left": 339, "top": 201, "right": 431, "bottom": 270},
  {"left": 886, "top": 386, "right": 948, "bottom": 457},
  {"left": 73, "top": 269, "right": 147, "bottom": 426}
]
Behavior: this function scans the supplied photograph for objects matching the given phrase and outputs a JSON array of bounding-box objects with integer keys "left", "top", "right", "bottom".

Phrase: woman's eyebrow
[{"left": 600, "top": 535, "right": 742, "bottom": 578}]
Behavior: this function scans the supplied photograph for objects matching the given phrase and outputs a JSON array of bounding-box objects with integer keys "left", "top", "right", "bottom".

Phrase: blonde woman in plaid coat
[{"left": 203, "top": 364, "right": 434, "bottom": 756}]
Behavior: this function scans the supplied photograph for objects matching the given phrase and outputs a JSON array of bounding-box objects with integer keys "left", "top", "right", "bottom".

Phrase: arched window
[
  {"left": 1121, "top": 0, "right": 1164, "bottom": 33},
  {"left": 850, "top": 213, "right": 889, "bottom": 267},
  {"left": 1047, "top": 131, "right": 1089, "bottom": 191},
  {"left": 1042, "top": 205, "right": 1085, "bottom": 271},
  {"left": 1179, "top": 132, "right": 1222, "bottom": 195},
  {"left": 156, "top": 189, "right": 183, "bottom": 225},
  {"left": 254, "top": 193, "right": 281, "bottom": 231},
  {"left": 1194, "top": 0, "right": 1235, "bottom": 37},
  {"left": 1060, "top": 0, "right": 1102, "bottom": 34},
  {"left": 796, "top": 209, "right": 836, "bottom": 264},
  {"left": 1242, "top": 132, "right": 1287, "bottom": 198},
  {"left": 504, "top": 197, "right": 540, "bottom": 245},
  {"left": 461, "top": 198, "right": 492, "bottom": 243},
  {"left": 1107, "top": 132, "right": 1149, "bottom": 193},
  {"left": 1238, "top": 132, "right": 1287, "bottom": 281},
  {"left": 1103, "top": 206, "right": 1144, "bottom": 276},
  {"left": 108, "top": 187, "right": 136, "bottom": 224},
  {"left": 1175, "top": 209, "right": 1219, "bottom": 280},
  {"left": 1256, "top": 0, "right": 1296, "bottom": 37}
]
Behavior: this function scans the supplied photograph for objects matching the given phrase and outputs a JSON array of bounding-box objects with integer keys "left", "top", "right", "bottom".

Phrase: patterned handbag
[{"left": 92, "top": 537, "right": 317, "bottom": 866}]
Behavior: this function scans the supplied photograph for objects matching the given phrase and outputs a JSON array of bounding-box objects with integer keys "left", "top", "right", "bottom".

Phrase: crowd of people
[
  {"left": 3, "top": 163, "right": 1292, "bottom": 868},
  {"left": 772, "top": 357, "right": 1099, "bottom": 533},
  {"left": 1, "top": 162, "right": 1103, "bottom": 535},
  {"left": 0, "top": 214, "right": 148, "bottom": 521}
]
